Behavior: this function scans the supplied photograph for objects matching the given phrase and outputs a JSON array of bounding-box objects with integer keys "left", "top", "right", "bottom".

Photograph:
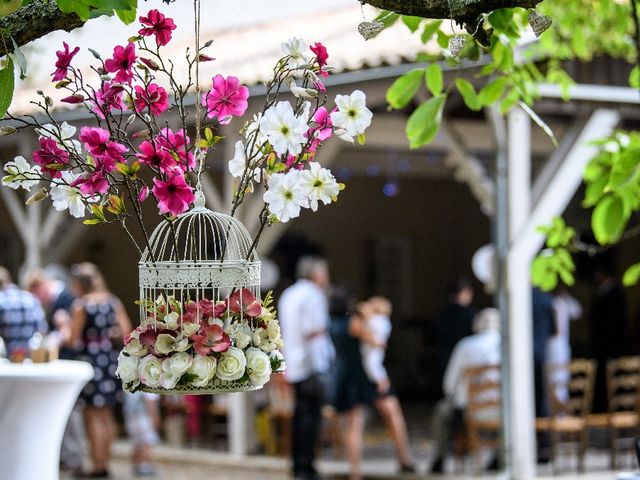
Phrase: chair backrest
[
  {"left": 607, "top": 356, "right": 640, "bottom": 414},
  {"left": 547, "top": 358, "right": 596, "bottom": 418},
  {"left": 465, "top": 364, "right": 501, "bottom": 451}
]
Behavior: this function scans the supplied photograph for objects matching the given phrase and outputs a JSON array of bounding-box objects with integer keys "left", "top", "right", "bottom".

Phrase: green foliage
[
  {"left": 405, "top": 94, "right": 446, "bottom": 148},
  {"left": 55, "top": 0, "right": 137, "bottom": 23},
  {"left": 531, "top": 248, "right": 575, "bottom": 291},
  {"left": 0, "top": 57, "right": 14, "bottom": 120},
  {"left": 386, "top": 68, "right": 423, "bottom": 109},
  {"left": 425, "top": 63, "right": 443, "bottom": 96},
  {"left": 455, "top": 78, "right": 481, "bottom": 111},
  {"left": 623, "top": 263, "right": 640, "bottom": 287}
]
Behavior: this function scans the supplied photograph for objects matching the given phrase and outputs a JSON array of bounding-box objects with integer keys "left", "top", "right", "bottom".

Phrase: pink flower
[
  {"left": 136, "top": 140, "right": 177, "bottom": 173},
  {"left": 227, "top": 288, "right": 262, "bottom": 317},
  {"left": 313, "top": 107, "right": 333, "bottom": 141},
  {"left": 203, "top": 75, "right": 249, "bottom": 124},
  {"left": 33, "top": 137, "right": 69, "bottom": 178},
  {"left": 313, "top": 80, "right": 326, "bottom": 93},
  {"left": 191, "top": 324, "right": 231, "bottom": 356},
  {"left": 105, "top": 43, "right": 136, "bottom": 84},
  {"left": 61, "top": 94, "right": 85, "bottom": 104},
  {"left": 134, "top": 83, "right": 169, "bottom": 116},
  {"left": 157, "top": 128, "right": 195, "bottom": 171},
  {"left": 152, "top": 173, "right": 195, "bottom": 216},
  {"left": 78, "top": 172, "right": 109, "bottom": 196},
  {"left": 138, "top": 186, "right": 149, "bottom": 202},
  {"left": 310, "top": 42, "right": 328, "bottom": 68},
  {"left": 138, "top": 9, "right": 177, "bottom": 47},
  {"left": 79, "top": 127, "right": 128, "bottom": 167},
  {"left": 92, "top": 82, "right": 125, "bottom": 119},
  {"left": 51, "top": 42, "right": 80, "bottom": 82}
]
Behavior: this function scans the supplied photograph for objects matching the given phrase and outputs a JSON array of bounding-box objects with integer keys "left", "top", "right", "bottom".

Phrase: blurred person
[
  {"left": 279, "top": 256, "right": 335, "bottom": 480},
  {"left": 548, "top": 287, "right": 582, "bottom": 402},
  {"left": 434, "top": 277, "right": 477, "bottom": 390},
  {"left": 0, "top": 266, "right": 47, "bottom": 357},
  {"left": 24, "top": 268, "right": 86, "bottom": 473},
  {"left": 429, "top": 308, "right": 501, "bottom": 474},
  {"left": 124, "top": 392, "right": 160, "bottom": 477},
  {"left": 589, "top": 262, "right": 629, "bottom": 413},
  {"left": 360, "top": 296, "right": 392, "bottom": 394},
  {"left": 184, "top": 395, "right": 204, "bottom": 447},
  {"left": 61, "top": 262, "right": 132, "bottom": 479}
]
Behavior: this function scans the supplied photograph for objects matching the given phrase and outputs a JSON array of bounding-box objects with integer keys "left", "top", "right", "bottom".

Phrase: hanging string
[{"left": 193, "top": 0, "right": 204, "bottom": 190}]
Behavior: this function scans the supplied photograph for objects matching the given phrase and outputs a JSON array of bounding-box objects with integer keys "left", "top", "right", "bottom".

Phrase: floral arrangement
[
  {"left": 116, "top": 290, "right": 285, "bottom": 392},
  {"left": 0, "top": 8, "right": 372, "bottom": 392}
]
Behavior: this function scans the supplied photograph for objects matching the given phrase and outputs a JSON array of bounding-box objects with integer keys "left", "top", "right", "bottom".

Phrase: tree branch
[
  {"left": 0, "top": 0, "right": 85, "bottom": 56},
  {"left": 361, "top": 0, "right": 543, "bottom": 23}
]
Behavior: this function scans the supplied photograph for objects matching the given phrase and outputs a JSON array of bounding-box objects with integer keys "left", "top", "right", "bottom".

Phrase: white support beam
[
  {"left": 537, "top": 83, "right": 640, "bottom": 104},
  {"left": 227, "top": 392, "right": 255, "bottom": 456}
]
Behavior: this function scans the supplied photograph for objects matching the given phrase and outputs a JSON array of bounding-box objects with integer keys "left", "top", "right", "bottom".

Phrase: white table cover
[{"left": 0, "top": 360, "right": 94, "bottom": 480}]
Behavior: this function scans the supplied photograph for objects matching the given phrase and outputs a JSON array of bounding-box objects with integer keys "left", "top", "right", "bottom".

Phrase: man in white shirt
[
  {"left": 429, "top": 308, "right": 501, "bottom": 473},
  {"left": 279, "top": 256, "right": 335, "bottom": 480}
]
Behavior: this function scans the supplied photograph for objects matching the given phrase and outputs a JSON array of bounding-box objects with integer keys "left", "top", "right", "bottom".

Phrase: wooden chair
[
  {"left": 606, "top": 356, "right": 640, "bottom": 469},
  {"left": 465, "top": 364, "right": 502, "bottom": 473},
  {"left": 535, "top": 358, "right": 595, "bottom": 472}
]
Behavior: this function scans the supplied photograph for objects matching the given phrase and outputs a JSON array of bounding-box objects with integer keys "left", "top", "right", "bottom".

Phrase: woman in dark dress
[
  {"left": 329, "top": 289, "right": 414, "bottom": 480},
  {"left": 64, "top": 263, "right": 131, "bottom": 478}
]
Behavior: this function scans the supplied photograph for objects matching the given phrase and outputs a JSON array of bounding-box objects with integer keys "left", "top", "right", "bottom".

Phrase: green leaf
[
  {"left": 455, "top": 78, "right": 481, "bottom": 111},
  {"left": 0, "top": 57, "right": 15, "bottom": 120},
  {"left": 386, "top": 68, "right": 423, "bottom": 109},
  {"left": 436, "top": 30, "right": 449, "bottom": 49},
  {"left": 56, "top": 0, "right": 91, "bottom": 20},
  {"left": 420, "top": 20, "right": 442, "bottom": 44},
  {"left": 402, "top": 15, "right": 422, "bottom": 33},
  {"left": 375, "top": 11, "right": 399, "bottom": 28},
  {"left": 499, "top": 88, "right": 520, "bottom": 114},
  {"left": 116, "top": 6, "right": 136, "bottom": 24},
  {"left": 406, "top": 94, "right": 447, "bottom": 148},
  {"left": 592, "top": 195, "right": 627, "bottom": 244},
  {"left": 425, "top": 63, "right": 443, "bottom": 96},
  {"left": 622, "top": 263, "right": 640, "bottom": 287},
  {"left": 478, "top": 77, "right": 507, "bottom": 106},
  {"left": 630, "top": 66, "right": 640, "bottom": 89}
]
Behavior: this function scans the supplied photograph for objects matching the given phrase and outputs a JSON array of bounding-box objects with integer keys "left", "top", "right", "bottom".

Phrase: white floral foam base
[{"left": 139, "top": 378, "right": 263, "bottom": 395}]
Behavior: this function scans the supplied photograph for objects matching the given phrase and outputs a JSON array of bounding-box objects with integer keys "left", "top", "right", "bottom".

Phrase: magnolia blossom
[
  {"left": 116, "top": 352, "right": 140, "bottom": 387},
  {"left": 138, "top": 354, "right": 163, "bottom": 388},
  {"left": 215, "top": 346, "right": 247, "bottom": 381},
  {"left": 330, "top": 90, "right": 372, "bottom": 138},
  {"left": 138, "top": 9, "right": 176, "bottom": 46},
  {"left": 263, "top": 171, "right": 308, "bottom": 223},
  {"left": 259, "top": 102, "right": 308, "bottom": 156},
  {"left": 245, "top": 347, "right": 272, "bottom": 386},
  {"left": 203, "top": 75, "right": 249, "bottom": 124},
  {"left": 36, "top": 122, "right": 82, "bottom": 156},
  {"left": 105, "top": 43, "right": 136, "bottom": 84},
  {"left": 137, "top": 140, "right": 176, "bottom": 173},
  {"left": 281, "top": 37, "right": 309, "bottom": 68},
  {"left": 188, "top": 355, "right": 217, "bottom": 388},
  {"left": 152, "top": 173, "right": 195, "bottom": 216},
  {"left": 33, "top": 137, "right": 69, "bottom": 178},
  {"left": 50, "top": 171, "right": 86, "bottom": 218},
  {"left": 2, "top": 156, "right": 40, "bottom": 191},
  {"left": 51, "top": 42, "right": 80, "bottom": 81},
  {"left": 228, "top": 140, "right": 260, "bottom": 183},
  {"left": 299, "top": 162, "right": 340, "bottom": 212},
  {"left": 134, "top": 83, "right": 169, "bottom": 116}
]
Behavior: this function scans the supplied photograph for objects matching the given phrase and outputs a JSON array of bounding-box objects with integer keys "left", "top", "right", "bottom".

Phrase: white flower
[
  {"left": 259, "top": 101, "right": 308, "bottom": 156},
  {"left": 116, "top": 352, "right": 140, "bottom": 387},
  {"left": 2, "top": 156, "right": 41, "bottom": 191},
  {"left": 266, "top": 319, "right": 281, "bottom": 341},
  {"left": 36, "top": 122, "right": 82, "bottom": 156},
  {"left": 269, "top": 350, "right": 286, "bottom": 373},
  {"left": 253, "top": 327, "right": 277, "bottom": 353},
  {"left": 138, "top": 355, "right": 163, "bottom": 388},
  {"left": 234, "top": 323, "right": 253, "bottom": 349},
  {"left": 263, "top": 171, "right": 308, "bottom": 223},
  {"left": 299, "top": 162, "right": 340, "bottom": 212},
  {"left": 162, "top": 352, "right": 193, "bottom": 377},
  {"left": 182, "top": 322, "right": 200, "bottom": 337},
  {"left": 281, "top": 37, "right": 310, "bottom": 68},
  {"left": 155, "top": 333, "right": 189, "bottom": 354},
  {"left": 330, "top": 90, "right": 373, "bottom": 138},
  {"left": 245, "top": 347, "right": 272, "bottom": 386},
  {"left": 228, "top": 140, "right": 260, "bottom": 184},
  {"left": 288, "top": 79, "right": 317, "bottom": 99},
  {"left": 159, "top": 372, "right": 181, "bottom": 389},
  {"left": 188, "top": 355, "right": 217, "bottom": 388},
  {"left": 163, "top": 312, "right": 180, "bottom": 329},
  {"left": 244, "top": 113, "right": 268, "bottom": 147},
  {"left": 123, "top": 337, "right": 148, "bottom": 356},
  {"left": 50, "top": 171, "right": 86, "bottom": 218},
  {"left": 215, "top": 346, "right": 247, "bottom": 381}
]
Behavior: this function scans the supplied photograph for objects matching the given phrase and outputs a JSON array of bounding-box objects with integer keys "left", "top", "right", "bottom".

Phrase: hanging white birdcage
[{"left": 118, "top": 192, "right": 285, "bottom": 395}]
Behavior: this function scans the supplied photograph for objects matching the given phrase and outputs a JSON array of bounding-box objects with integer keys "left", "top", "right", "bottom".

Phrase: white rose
[
  {"left": 188, "top": 355, "right": 217, "bottom": 388},
  {"left": 116, "top": 352, "right": 140, "bottom": 387},
  {"left": 163, "top": 312, "right": 180, "bottom": 329},
  {"left": 159, "top": 371, "right": 180, "bottom": 389},
  {"left": 235, "top": 323, "right": 253, "bottom": 349},
  {"left": 162, "top": 352, "right": 193, "bottom": 376},
  {"left": 252, "top": 327, "right": 266, "bottom": 347},
  {"left": 266, "top": 320, "right": 281, "bottom": 340},
  {"left": 269, "top": 350, "right": 287, "bottom": 373},
  {"left": 138, "top": 355, "right": 163, "bottom": 388},
  {"left": 245, "top": 347, "right": 272, "bottom": 386},
  {"left": 155, "top": 333, "right": 178, "bottom": 355},
  {"left": 215, "top": 347, "right": 247, "bottom": 381},
  {"left": 182, "top": 322, "right": 200, "bottom": 337},
  {"left": 123, "top": 337, "right": 148, "bottom": 356}
]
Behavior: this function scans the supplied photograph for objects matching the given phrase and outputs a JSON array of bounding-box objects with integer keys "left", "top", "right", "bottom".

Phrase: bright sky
[{"left": 27, "top": 0, "right": 355, "bottom": 80}]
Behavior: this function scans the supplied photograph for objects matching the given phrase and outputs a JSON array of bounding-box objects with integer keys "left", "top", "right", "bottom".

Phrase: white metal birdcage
[{"left": 136, "top": 191, "right": 265, "bottom": 394}]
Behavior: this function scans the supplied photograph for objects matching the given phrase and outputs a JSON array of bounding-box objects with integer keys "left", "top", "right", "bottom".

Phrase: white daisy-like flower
[
  {"left": 2, "top": 156, "right": 41, "bottom": 191},
  {"left": 228, "top": 140, "right": 261, "bottom": 183},
  {"left": 36, "top": 122, "right": 82, "bottom": 156},
  {"left": 259, "top": 101, "right": 308, "bottom": 156},
  {"left": 330, "top": 90, "right": 373, "bottom": 138},
  {"left": 263, "top": 170, "right": 308, "bottom": 222},
  {"left": 50, "top": 170, "right": 86, "bottom": 218},
  {"left": 299, "top": 162, "right": 340, "bottom": 212},
  {"left": 281, "top": 37, "right": 310, "bottom": 68},
  {"left": 244, "top": 113, "right": 269, "bottom": 149}
]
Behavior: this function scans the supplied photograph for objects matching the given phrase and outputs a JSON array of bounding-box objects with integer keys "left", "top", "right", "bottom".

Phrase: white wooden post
[{"left": 228, "top": 392, "right": 254, "bottom": 456}]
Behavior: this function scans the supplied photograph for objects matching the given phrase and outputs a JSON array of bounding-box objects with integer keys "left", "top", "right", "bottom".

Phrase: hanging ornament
[
  {"left": 528, "top": 10, "right": 552, "bottom": 37},
  {"left": 449, "top": 35, "right": 467, "bottom": 57},
  {"left": 357, "top": 20, "right": 384, "bottom": 40}
]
